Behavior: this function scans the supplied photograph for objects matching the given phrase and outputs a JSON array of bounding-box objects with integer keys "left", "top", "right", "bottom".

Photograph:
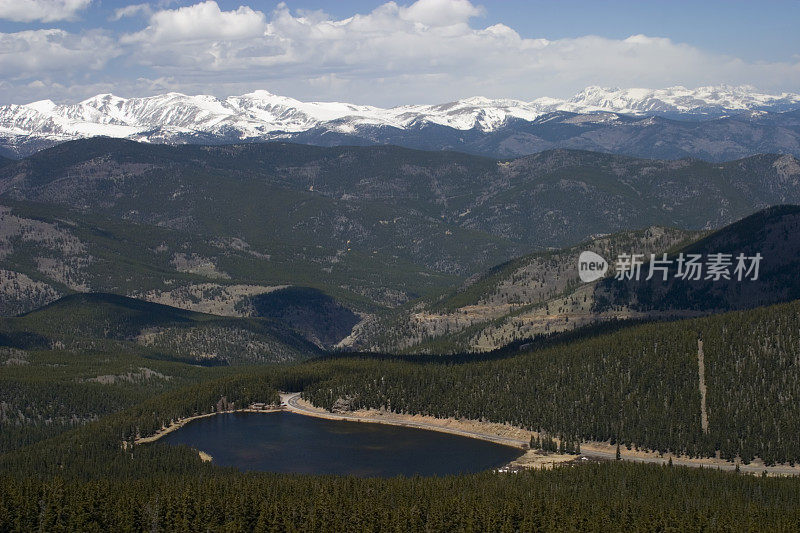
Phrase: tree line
[{"left": 2, "top": 462, "right": 800, "bottom": 532}]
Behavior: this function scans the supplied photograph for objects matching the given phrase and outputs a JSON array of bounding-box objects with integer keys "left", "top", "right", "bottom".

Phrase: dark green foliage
[
  {"left": 595, "top": 205, "right": 800, "bottom": 313},
  {"left": 247, "top": 287, "right": 360, "bottom": 348},
  {"left": 1, "top": 300, "right": 800, "bottom": 528},
  {"left": 2, "top": 463, "right": 800, "bottom": 531},
  {"left": 0, "top": 370, "right": 281, "bottom": 479},
  {"left": 0, "top": 293, "right": 321, "bottom": 364},
  {"left": 5, "top": 296, "right": 800, "bottom": 468},
  {"left": 0, "top": 345, "right": 242, "bottom": 454},
  {"left": 4, "top": 139, "right": 800, "bottom": 312},
  {"left": 6, "top": 293, "right": 199, "bottom": 339},
  {"left": 305, "top": 300, "right": 800, "bottom": 465}
]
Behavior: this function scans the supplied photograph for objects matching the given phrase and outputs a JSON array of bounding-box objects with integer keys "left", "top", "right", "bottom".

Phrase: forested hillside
[
  {"left": 247, "top": 288, "right": 360, "bottom": 347},
  {"left": 5, "top": 298, "right": 799, "bottom": 473},
  {"left": 354, "top": 205, "right": 800, "bottom": 353},
  {"left": 0, "top": 139, "right": 515, "bottom": 286},
  {"left": 0, "top": 345, "right": 232, "bottom": 454},
  {"left": 4, "top": 141, "right": 799, "bottom": 253},
  {"left": 2, "top": 139, "right": 799, "bottom": 531},
  {"left": 3, "top": 464, "right": 800, "bottom": 531},
  {"left": 2, "top": 297, "right": 800, "bottom": 528},
  {"left": 0, "top": 293, "right": 325, "bottom": 453},
  {"left": 4, "top": 141, "right": 800, "bottom": 358},
  {"left": 2, "top": 140, "right": 799, "bottom": 315},
  {"left": 595, "top": 204, "right": 800, "bottom": 313},
  {"left": 348, "top": 226, "right": 701, "bottom": 352},
  {"left": 0, "top": 197, "right": 451, "bottom": 319},
  {"left": 3, "top": 207, "right": 798, "bottom": 468},
  {"left": 0, "top": 293, "right": 321, "bottom": 365},
  {"left": 3, "top": 2, "right": 800, "bottom": 527},
  {"left": 308, "top": 300, "right": 800, "bottom": 465}
]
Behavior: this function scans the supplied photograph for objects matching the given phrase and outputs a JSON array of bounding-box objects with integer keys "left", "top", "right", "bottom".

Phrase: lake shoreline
[
  {"left": 281, "top": 393, "right": 800, "bottom": 476},
  {"left": 134, "top": 393, "right": 800, "bottom": 476},
  {"left": 281, "top": 393, "right": 579, "bottom": 471},
  {"left": 134, "top": 407, "right": 282, "bottom": 445},
  {"left": 134, "top": 398, "right": 536, "bottom": 471}
]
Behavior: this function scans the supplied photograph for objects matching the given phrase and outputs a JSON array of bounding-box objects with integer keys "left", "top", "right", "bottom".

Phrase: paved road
[{"left": 282, "top": 393, "right": 800, "bottom": 476}]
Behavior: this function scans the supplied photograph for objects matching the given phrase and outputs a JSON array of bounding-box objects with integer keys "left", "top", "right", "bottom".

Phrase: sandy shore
[
  {"left": 282, "top": 393, "right": 532, "bottom": 448},
  {"left": 133, "top": 394, "right": 800, "bottom": 476},
  {"left": 282, "top": 393, "right": 800, "bottom": 476}
]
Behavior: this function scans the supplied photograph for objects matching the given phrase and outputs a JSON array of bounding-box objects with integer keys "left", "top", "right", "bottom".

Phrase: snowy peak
[
  {"left": 1, "top": 85, "right": 799, "bottom": 155},
  {"left": 393, "top": 96, "right": 542, "bottom": 130},
  {"left": 565, "top": 85, "right": 800, "bottom": 115}
]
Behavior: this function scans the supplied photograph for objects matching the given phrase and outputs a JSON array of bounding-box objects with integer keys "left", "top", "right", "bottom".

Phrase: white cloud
[
  {"left": 111, "top": 3, "right": 152, "bottom": 21},
  {"left": 0, "top": 0, "right": 91, "bottom": 22},
  {"left": 0, "top": 29, "right": 119, "bottom": 80},
  {"left": 108, "top": 0, "right": 799, "bottom": 105},
  {"left": 123, "top": 1, "right": 266, "bottom": 44},
  {"left": 2, "top": 0, "right": 800, "bottom": 106},
  {"left": 398, "top": 0, "right": 484, "bottom": 26}
]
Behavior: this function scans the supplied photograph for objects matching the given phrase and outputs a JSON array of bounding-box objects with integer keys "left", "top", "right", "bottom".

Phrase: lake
[{"left": 161, "top": 412, "right": 523, "bottom": 477}]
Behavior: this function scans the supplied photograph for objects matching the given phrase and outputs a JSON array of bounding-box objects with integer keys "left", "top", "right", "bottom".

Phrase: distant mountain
[
  {"left": 345, "top": 226, "right": 704, "bottom": 353},
  {"left": 594, "top": 205, "right": 800, "bottom": 313},
  {"left": 0, "top": 293, "right": 322, "bottom": 365},
  {"left": 2, "top": 85, "right": 800, "bottom": 160},
  {"left": 0, "top": 196, "right": 455, "bottom": 344},
  {"left": 563, "top": 85, "right": 800, "bottom": 116},
  {"left": 354, "top": 206, "right": 800, "bottom": 353},
  {"left": 247, "top": 287, "right": 361, "bottom": 348},
  {"left": 3, "top": 139, "right": 800, "bottom": 338},
  {"left": 3, "top": 139, "right": 800, "bottom": 255}
]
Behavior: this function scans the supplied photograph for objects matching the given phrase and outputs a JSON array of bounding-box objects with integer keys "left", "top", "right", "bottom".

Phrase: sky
[{"left": 0, "top": 0, "right": 798, "bottom": 106}]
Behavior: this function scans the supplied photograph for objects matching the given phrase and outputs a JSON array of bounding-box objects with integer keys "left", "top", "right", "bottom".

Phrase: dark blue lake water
[{"left": 161, "top": 412, "right": 523, "bottom": 477}]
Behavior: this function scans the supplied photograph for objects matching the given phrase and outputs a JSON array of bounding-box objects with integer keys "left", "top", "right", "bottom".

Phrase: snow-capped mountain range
[{"left": 2, "top": 85, "right": 800, "bottom": 159}]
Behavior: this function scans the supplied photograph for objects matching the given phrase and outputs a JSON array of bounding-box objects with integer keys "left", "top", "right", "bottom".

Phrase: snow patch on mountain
[
  {"left": 560, "top": 85, "right": 800, "bottom": 115},
  {"left": 1, "top": 86, "right": 799, "bottom": 154}
]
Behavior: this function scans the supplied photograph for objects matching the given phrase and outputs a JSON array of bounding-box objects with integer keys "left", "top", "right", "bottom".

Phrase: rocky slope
[{"left": 351, "top": 206, "right": 800, "bottom": 353}]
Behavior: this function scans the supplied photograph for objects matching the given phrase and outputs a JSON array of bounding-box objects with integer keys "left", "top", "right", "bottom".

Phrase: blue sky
[
  {"left": 0, "top": 0, "right": 798, "bottom": 105},
  {"left": 258, "top": 0, "right": 800, "bottom": 62}
]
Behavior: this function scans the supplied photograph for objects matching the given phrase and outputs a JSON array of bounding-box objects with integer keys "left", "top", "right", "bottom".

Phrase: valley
[
  {"left": 3, "top": 0, "right": 800, "bottom": 528},
  {"left": 2, "top": 139, "right": 799, "bottom": 327},
  {"left": 2, "top": 136, "right": 800, "bottom": 529}
]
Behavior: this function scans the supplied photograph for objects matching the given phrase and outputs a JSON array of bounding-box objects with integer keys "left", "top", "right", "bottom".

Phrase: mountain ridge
[
  {"left": 0, "top": 291, "right": 324, "bottom": 365},
  {"left": 3, "top": 85, "right": 800, "bottom": 159},
  {"left": 3, "top": 139, "right": 800, "bottom": 336},
  {"left": 351, "top": 205, "right": 800, "bottom": 354}
]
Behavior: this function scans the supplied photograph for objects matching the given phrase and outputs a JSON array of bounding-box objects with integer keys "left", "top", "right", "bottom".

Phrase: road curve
[{"left": 281, "top": 393, "right": 800, "bottom": 476}]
